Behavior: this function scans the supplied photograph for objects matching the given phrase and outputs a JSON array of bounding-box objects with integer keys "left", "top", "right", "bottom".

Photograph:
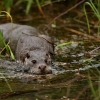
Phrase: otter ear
[
  {"left": 26, "top": 53, "right": 30, "bottom": 58},
  {"left": 20, "top": 52, "right": 30, "bottom": 63},
  {"left": 20, "top": 54, "right": 25, "bottom": 63}
]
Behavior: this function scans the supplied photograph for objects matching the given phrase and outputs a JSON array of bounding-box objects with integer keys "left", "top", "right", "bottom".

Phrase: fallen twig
[
  {"left": 48, "top": 0, "right": 86, "bottom": 26},
  {"left": 65, "top": 27, "right": 100, "bottom": 42}
]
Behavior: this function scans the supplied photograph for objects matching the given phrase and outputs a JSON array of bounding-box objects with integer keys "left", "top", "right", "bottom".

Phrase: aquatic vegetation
[
  {"left": 0, "top": 30, "right": 15, "bottom": 60},
  {"left": 56, "top": 41, "right": 72, "bottom": 48},
  {"left": 84, "top": 0, "right": 100, "bottom": 99},
  {"left": 0, "top": 0, "right": 54, "bottom": 14},
  {"left": 0, "top": 73, "right": 12, "bottom": 92},
  {"left": 0, "top": 0, "right": 13, "bottom": 14},
  {"left": 87, "top": 61, "right": 100, "bottom": 99},
  {"left": 0, "top": 11, "right": 14, "bottom": 60},
  {"left": 15, "top": 0, "right": 35, "bottom": 14},
  {"left": 84, "top": 0, "right": 100, "bottom": 35}
]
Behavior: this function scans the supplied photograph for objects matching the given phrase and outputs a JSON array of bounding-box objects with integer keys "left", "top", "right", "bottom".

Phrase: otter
[{"left": 0, "top": 23, "right": 54, "bottom": 74}]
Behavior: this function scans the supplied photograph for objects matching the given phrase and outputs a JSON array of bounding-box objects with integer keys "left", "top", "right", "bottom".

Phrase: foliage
[
  {"left": 0, "top": 11, "right": 14, "bottom": 60},
  {"left": 56, "top": 42, "right": 72, "bottom": 48},
  {"left": 0, "top": 73, "right": 12, "bottom": 92},
  {"left": 87, "top": 61, "right": 100, "bottom": 99},
  {"left": 0, "top": 30, "right": 15, "bottom": 60},
  {"left": 83, "top": 0, "right": 100, "bottom": 97},
  {"left": 84, "top": 0, "right": 100, "bottom": 35},
  {"left": 15, "top": 0, "right": 34, "bottom": 14},
  {"left": 0, "top": 0, "right": 13, "bottom": 13},
  {"left": 0, "top": 0, "right": 67, "bottom": 14},
  {"left": 0, "top": 0, "right": 53, "bottom": 14}
]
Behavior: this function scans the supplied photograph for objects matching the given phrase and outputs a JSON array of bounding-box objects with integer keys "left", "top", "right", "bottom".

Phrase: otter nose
[{"left": 39, "top": 65, "right": 46, "bottom": 71}]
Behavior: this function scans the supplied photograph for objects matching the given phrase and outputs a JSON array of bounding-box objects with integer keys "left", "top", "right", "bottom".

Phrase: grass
[
  {"left": 84, "top": 57, "right": 100, "bottom": 99},
  {"left": 87, "top": 63, "right": 100, "bottom": 99},
  {"left": 83, "top": 2, "right": 100, "bottom": 97},
  {"left": 0, "top": 0, "right": 13, "bottom": 14},
  {"left": 56, "top": 41, "right": 72, "bottom": 48},
  {"left": 0, "top": 11, "right": 15, "bottom": 60},
  {"left": 0, "top": 0, "right": 67, "bottom": 15},
  {"left": 0, "top": 0, "right": 53, "bottom": 14},
  {"left": 84, "top": 0, "right": 100, "bottom": 35},
  {"left": 0, "top": 30, "right": 15, "bottom": 60},
  {"left": 15, "top": 0, "right": 34, "bottom": 14},
  {"left": 0, "top": 10, "right": 14, "bottom": 97},
  {"left": 0, "top": 73, "right": 12, "bottom": 92}
]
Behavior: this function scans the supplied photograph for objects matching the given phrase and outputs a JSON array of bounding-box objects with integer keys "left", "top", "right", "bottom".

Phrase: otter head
[{"left": 20, "top": 50, "right": 53, "bottom": 75}]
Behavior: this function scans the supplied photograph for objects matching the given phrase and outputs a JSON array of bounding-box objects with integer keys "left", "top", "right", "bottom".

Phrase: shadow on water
[{"left": 0, "top": 1, "right": 100, "bottom": 100}]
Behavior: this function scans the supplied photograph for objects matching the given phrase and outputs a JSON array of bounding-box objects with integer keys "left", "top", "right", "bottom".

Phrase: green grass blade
[
  {"left": 0, "top": 54, "right": 6, "bottom": 58},
  {"left": 56, "top": 42, "right": 72, "bottom": 48},
  {"left": 0, "top": 73, "right": 12, "bottom": 92},
  {"left": 0, "top": 31, "right": 15, "bottom": 60},
  {"left": 0, "top": 11, "right": 13, "bottom": 23},
  {"left": 15, "top": 0, "right": 27, "bottom": 6},
  {"left": 0, "top": 30, "right": 6, "bottom": 48},
  {"left": 84, "top": 1, "right": 100, "bottom": 34},
  {"left": 7, "top": 45, "right": 15, "bottom": 60},
  {"left": 26, "top": 0, "right": 33, "bottom": 14},
  {"left": 88, "top": 74, "right": 97, "bottom": 98}
]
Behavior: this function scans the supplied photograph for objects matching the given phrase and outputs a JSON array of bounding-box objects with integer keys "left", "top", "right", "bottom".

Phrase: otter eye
[{"left": 31, "top": 60, "right": 37, "bottom": 64}]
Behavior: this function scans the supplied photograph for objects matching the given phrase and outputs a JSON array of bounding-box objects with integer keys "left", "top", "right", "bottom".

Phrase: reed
[
  {"left": 84, "top": 0, "right": 100, "bottom": 35},
  {"left": 0, "top": 30, "right": 15, "bottom": 60}
]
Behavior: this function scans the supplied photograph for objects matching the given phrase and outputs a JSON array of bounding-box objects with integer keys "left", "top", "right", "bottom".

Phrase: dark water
[{"left": 0, "top": 2, "right": 100, "bottom": 100}]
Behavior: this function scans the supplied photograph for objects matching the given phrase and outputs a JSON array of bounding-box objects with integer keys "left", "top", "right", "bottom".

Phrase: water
[{"left": 0, "top": 2, "right": 100, "bottom": 100}]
